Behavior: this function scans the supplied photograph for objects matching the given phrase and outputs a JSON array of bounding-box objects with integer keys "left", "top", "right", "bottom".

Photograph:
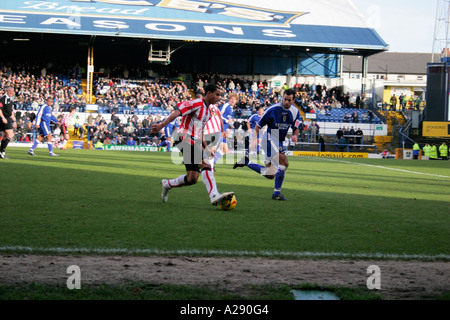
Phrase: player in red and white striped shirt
[
  {"left": 151, "top": 84, "right": 234, "bottom": 207},
  {"left": 60, "top": 107, "right": 76, "bottom": 149}
]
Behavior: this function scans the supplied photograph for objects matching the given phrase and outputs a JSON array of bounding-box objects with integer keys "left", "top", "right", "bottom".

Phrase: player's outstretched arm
[{"left": 151, "top": 109, "right": 181, "bottom": 133}]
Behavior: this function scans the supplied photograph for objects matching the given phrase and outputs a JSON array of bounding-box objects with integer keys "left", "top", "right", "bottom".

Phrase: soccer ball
[{"left": 219, "top": 194, "right": 237, "bottom": 211}]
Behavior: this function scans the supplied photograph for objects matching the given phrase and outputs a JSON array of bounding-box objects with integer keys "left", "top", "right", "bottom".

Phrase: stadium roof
[{"left": 0, "top": 0, "right": 388, "bottom": 55}]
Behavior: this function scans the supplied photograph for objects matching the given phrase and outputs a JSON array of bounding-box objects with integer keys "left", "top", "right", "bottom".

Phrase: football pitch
[{"left": 0, "top": 147, "right": 449, "bottom": 260}]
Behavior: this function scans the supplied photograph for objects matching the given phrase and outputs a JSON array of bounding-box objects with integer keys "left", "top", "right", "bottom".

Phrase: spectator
[
  {"left": 319, "top": 135, "right": 325, "bottom": 152},
  {"left": 336, "top": 127, "right": 344, "bottom": 140},
  {"left": 352, "top": 110, "right": 359, "bottom": 123},
  {"left": 368, "top": 110, "right": 374, "bottom": 123},
  {"left": 343, "top": 113, "right": 351, "bottom": 122},
  {"left": 361, "top": 112, "right": 369, "bottom": 123},
  {"left": 355, "top": 128, "right": 363, "bottom": 150},
  {"left": 127, "top": 136, "right": 136, "bottom": 146},
  {"left": 390, "top": 94, "right": 397, "bottom": 110},
  {"left": 338, "top": 136, "right": 347, "bottom": 152},
  {"left": 309, "top": 121, "right": 319, "bottom": 143}
]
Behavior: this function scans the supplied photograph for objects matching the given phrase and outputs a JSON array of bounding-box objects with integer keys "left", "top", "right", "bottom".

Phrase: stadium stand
[{"left": 1, "top": 60, "right": 385, "bottom": 150}]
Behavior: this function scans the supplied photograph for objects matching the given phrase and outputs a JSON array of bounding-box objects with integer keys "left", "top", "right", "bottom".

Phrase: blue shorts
[
  {"left": 262, "top": 135, "right": 285, "bottom": 164},
  {"left": 38, "top": 122, "right": 52, "bottom": 136}
]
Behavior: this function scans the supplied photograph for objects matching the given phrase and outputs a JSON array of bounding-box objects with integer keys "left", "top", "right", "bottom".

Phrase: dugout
[{"left": 0, "top": 0, "right": 388, "bottom": 98}]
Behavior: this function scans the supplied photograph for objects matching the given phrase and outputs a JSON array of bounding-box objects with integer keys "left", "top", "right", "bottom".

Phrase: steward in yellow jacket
[
  {"left": 422, "top": 143, "right": 432, "bottom": 157},
  {"left": 413, "top": 143, "right": 420, "bottom": 159},
  {"left": 430, "top": 144, "right": 438, "bottom": 160},
  {"left": 439, "top": 142, "right": 448, "bottom": 160}
]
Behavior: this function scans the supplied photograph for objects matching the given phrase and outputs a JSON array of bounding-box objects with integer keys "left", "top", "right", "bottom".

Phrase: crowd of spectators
[
  {"left": 193, "top": 73, "right": 370, "bottom": 118},
  {"left": 94, "top": 78, "right": 191, "bottom": 114},
  {"left": 1, "top": 59, "right": 379, "bottom": 147},
  {"left": 0, "top": 61, "right": 85, "bottom": 112},
  {"left": 293, "top": 83, "right": 367, "bottom": 116}
]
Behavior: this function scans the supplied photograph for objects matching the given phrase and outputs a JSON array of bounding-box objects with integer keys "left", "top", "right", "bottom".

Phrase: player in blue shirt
[
  {"left": 234, "top": 89, "right": 301, "bottom": 201},
  {"left": 213, "top": 93, "right": 238, "bottom": 165},
  {"left": 28, "top": 97, "right": 60, "bottom": 157},
  {"left": 158, "top": 110, "right": 179, "bottom": 151},
  {"left": 246, "top": 107, "right": 265, "bottom": 154}
]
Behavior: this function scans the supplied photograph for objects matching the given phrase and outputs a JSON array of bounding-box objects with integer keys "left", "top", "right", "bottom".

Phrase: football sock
[
  {"left": 48, "top": 143, "right": 54, "bottom": 154},
  {"left": 247, "top": 161, "right": 264, "bottom": 174},
  {"left": 273, "top": 166, "right": 287, "bottom": 196},
  {"left": 167, "top": 175, "right": 187, "bottom": 188},
  {"left": 201, "top": 168, "right": 219, "bottom": 199},
  {"left": 213, "top": 149, "right": 224, "bottom": 164},
  {"left": 208, "top": 157, "right": 215, "bottom": 171},
  {"left": 0, "top": 137, "right": 11, "bottom": 152},
  {"left": 166, "top": 141, "right": 171, "bottom": 152},
  {"left": 30, "top": 140, "right": 39, "bottom": 151}
]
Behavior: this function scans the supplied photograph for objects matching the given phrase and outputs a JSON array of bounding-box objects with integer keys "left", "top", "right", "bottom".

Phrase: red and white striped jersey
[
  {"left": 204, "top": 104, "right": 222, "bottom": 135},
  {"left": 62, "top": 113, "right": 73, "bottom": 126},
  {"left": 177, "top": 98, "right": 212, "bottom": 142}
]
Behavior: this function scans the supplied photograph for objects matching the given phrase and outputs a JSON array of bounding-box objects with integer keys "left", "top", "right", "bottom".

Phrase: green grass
[
  {"left": 0, "top": 147, "right": 449, "bottom": 258},
  {"left": 0, "top": 282, "right": 295, "bottom": 300},
  {"left": 1, "top": 282, "right": 447, "bottom": 300}
]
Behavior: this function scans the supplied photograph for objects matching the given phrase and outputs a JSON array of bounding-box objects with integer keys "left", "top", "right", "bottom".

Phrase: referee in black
[{"left": 0, "top": 86, "right": 17, "bottom": 159}]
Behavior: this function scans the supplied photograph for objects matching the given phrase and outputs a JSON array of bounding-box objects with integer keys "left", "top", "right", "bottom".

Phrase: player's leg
[
  {"left": 234, "top": 136, "right": 276, "bottom": 179},
  {"left": 160, "top": 139, "right": 200, "bottom": 203},
  {"left": 213, "top": 134, "right": 227, "bottom": 165},
  {"left": 62, "top": 133, "right": 70, "bottom": 148},
  {"left": 272, "top": 152, "right": 289, "bottom": 201},
  {"left": 46, "top": 133, "right": 59, "bottom": 156},
  {"left": 198, "top": 142, "right": 234, "bottom": 206},
  {"left": 61, "top": 124, "right": 68, "bottom": 149},
  {"left": 0, "top": 130, "right": 11, "bottom": 158},
  {"left": 199, "top": 161, "right": 220, "bottom": 203},
  {"left": 0, "top": 118, "right": 15, "bottom": 158},
  {"left": 28, "top": 133, "right": 44, "bottom": 155},
  {"left": 206, "top": 132, "right": 221, "bottom": 171},
  {"left": 198, "top": 141, "right": 234, "bottom": 205},
  {"left": 161, "top": 168, "right": 199, "bottom": 203}
]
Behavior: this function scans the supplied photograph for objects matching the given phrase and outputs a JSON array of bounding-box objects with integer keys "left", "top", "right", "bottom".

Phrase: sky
[{"left": 351, "top": 0, "right": 437, "bottom": 53}]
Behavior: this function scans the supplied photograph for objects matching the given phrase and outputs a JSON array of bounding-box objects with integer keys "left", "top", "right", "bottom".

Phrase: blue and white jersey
[
  {"left": 219, "top": 102, "right": 233, "bottom": 130},
  {"left": 35, "top": 103, "right": 58, "bottom": 136},
  {"left": 248, "top": 113, "right": 262, "bottom": 130},
  {"left": 164, "top": 118, "right": 179, "bottom": 138},
  {"left": 257, "top": 103, "right": 302, "bottom": 143},
  {"left": 35, "top": 104, "right": 58, "bottom": 126}
]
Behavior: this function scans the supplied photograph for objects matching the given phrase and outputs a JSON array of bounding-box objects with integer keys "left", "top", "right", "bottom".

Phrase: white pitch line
[
  {"left": 0, "top": 246, "right": 449, "bottom": 261},
  {"left": 315, "top": 158, "right": 450, "bottom": 179}
]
